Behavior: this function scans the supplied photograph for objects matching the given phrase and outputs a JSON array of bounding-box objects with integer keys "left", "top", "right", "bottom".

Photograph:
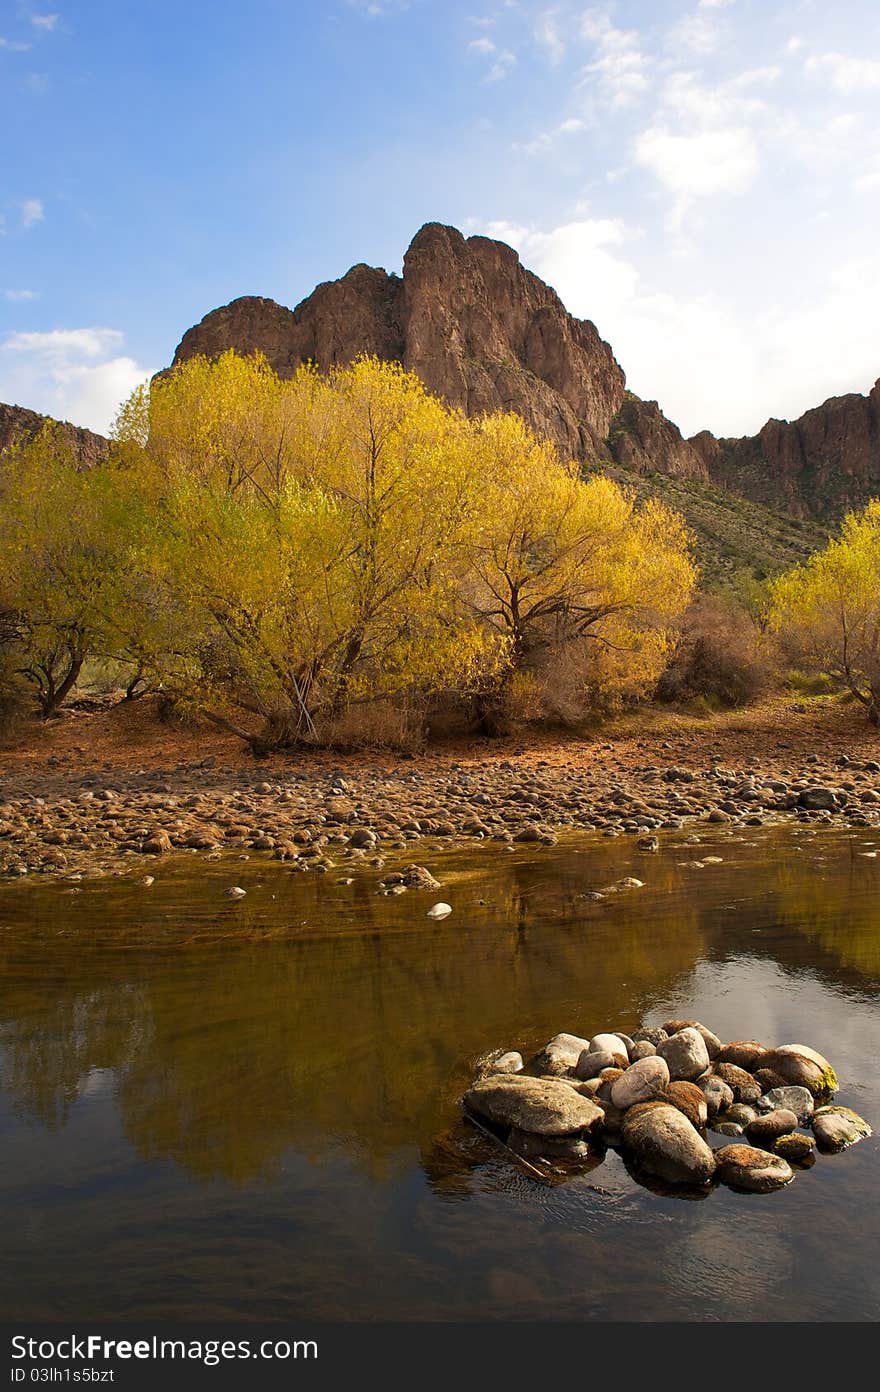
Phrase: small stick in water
[{"left": 459, "top": 1105, "right": 552, "bottom": 1183}]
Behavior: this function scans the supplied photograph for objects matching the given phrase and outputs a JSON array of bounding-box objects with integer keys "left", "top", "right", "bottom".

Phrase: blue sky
[{"left": 2, "top": 0, "right": 879, "bottom": 438}]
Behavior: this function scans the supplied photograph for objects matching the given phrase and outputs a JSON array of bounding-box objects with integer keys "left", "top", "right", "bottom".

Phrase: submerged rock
[
  {"left": 402, "top": 864, "right": 441, "bottom": 889},
  {"left": 774, "top": 1133, "right": 815, "bottom": 1164},
  {"left": 507, "top": 1128, "right": 595, "bottom": 1162},
  {"left": 475, "top": 1049, "right": 524, "bottom": 1079},
  {"left": 714, "top": 1144, "right": 794, "bottom": 1193},
  {"left": 811, "top": 1106, "right": 872, "bottom": 1153},
  {"left": 463, "top": 1075, "right": 604, "bottom": 1136},
  {"left": 621, "top": 1102, "right": 716, "bottom": 1185}
]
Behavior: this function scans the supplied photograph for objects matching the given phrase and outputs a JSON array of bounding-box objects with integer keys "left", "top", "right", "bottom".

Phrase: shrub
[{"left": 655, "top": 594, "right": 770, "bottom": 708}]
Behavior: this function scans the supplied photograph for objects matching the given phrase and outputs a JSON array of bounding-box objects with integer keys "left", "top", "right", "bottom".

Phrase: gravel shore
[{"left": 2, "top": 697, "right": 879, "bottom": 878}]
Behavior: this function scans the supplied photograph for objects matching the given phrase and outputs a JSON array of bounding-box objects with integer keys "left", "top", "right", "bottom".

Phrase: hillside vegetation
[{"left": 603, "top": 463, "right": 830, "bottom": 592}]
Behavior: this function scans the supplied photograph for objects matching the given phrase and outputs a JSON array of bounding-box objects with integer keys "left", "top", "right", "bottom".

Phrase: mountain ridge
[{"left": 3, "top": 222, "right": 879, "bottom": 529}]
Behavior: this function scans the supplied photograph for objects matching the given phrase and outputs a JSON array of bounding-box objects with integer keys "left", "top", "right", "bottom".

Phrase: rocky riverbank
[{"left": 1, "top": 696, "right": 880, "bottom": 879}]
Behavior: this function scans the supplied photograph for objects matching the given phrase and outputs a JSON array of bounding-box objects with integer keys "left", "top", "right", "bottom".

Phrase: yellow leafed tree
[
  {"left": 2, "top": 352, "right": 697, "bottom": 747},
  {"left": 0, "top": 427, "right": 139, "bottom": 715},
  {"left": 462, "top": 412, "right": 697, "bottom": 720},
  {"left": 120, "top": 353, "right": 506, "bottom": 748},
  {"left": 768, "top": 499, "right": 880, "bottom": 724}
]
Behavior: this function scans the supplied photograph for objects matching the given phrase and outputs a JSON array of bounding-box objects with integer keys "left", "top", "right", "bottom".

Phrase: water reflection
[{"left": 0, "top": 828, "right": 878, "bottom": 1319}]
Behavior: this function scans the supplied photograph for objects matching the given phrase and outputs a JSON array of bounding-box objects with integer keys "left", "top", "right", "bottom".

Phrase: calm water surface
[{"left": 0, "top": 825, "right": 878, "bottom": 1322}]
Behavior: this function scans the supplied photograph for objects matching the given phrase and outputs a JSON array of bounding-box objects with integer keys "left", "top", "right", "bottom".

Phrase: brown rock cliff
[
  {"left": 697, "top": 381, "right": 880, "bottom": 519},
  {"left": 0, "top": 402, "right": 109, "bottom": 468},
  {"left": 170, "top": 222, "right": 626, "bottom": 462},
  {"left": 608, "top": 394, "right": 708, "bottom": 481}
]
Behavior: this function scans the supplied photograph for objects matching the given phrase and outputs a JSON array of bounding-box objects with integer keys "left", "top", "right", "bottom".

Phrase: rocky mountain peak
[{"left": 170, "top": 222, "right": 628, "bottom": 461}]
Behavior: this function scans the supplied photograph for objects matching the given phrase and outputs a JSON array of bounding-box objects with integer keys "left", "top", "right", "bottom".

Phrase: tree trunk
[{"left": 39, "top": 652, "right": 83, "bottom": 718}]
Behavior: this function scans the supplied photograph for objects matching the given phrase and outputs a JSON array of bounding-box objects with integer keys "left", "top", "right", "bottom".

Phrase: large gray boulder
[
  {"left": 464, "top": 1075, "right": 604, "bottom": 1136},
  {"left": 657, "top": 1026, "right": 710, "bottom": 1081},
  {"left": 621, "top": 1103, "right": 716, "bottom": 1185},
  {"left": 797, "top": 786, "right": 838, "bottom": 810}
]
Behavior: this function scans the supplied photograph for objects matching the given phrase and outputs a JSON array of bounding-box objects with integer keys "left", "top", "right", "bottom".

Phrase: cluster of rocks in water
[
  {"left": 2, "top": 745, "right": 880, "bottom": 879},
  {"left": 462, "top": 1022, "right": 872, "bottom": 1194}
]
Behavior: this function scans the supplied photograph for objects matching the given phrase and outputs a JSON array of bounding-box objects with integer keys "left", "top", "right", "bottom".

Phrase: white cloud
[
  {"left": 635, "top": 125, "right": 758, "bottom": 197},
  {"left": 467, "top": 32, "right": 515, "bottom": 82},
  {"left": 480, "top": 217, "right": 641, "bottom": 337},
  {"left": 670, "top": 12, "right": 723, "bottom": 55},
  {"left": 536, "top": 11, "right": 565, "bottom": 65},
  {"left": 660, "top": 69, "right": 769, "bottom": 125},
  {"left": 0, "top": 36, "right": 32, "bottom": 51},
  {"left": 0, "top": 327, "right": 154, "bottom": 433},
  {"left": 730, "top": 66, "right": 781, "bottom": 88},
  {"left": 805, "top": 52, "right": 880, "bottom": 93},
  {"left": 31, "top": 13, "right": 59, "bottom": 29},
  {"left": 516, "top": 116, "right": 586, "bottom": 155},
  {"left": 486, "top": 49, "right": 516, "bottom": 82},
  {"left": 698, "top": 0, "right": 734, "bottom": 9},
  {"left": 21, "top": 198, "right": 44, "bottom": 229},
  {"left": 4, "top": 289, "right": 37, "bottom": 302},
  {"left": 581, "top": 8, "right": 650, "bottom": 107}
]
